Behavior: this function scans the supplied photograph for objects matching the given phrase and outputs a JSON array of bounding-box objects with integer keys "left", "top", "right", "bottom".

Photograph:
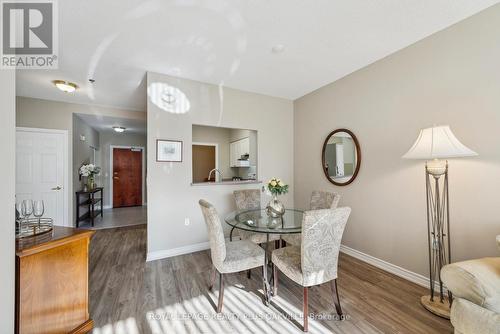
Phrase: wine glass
[
  {"left": 16, "top": 201, "right": 25, "bottom": 234},
  {"left": 16, "top": 201, "right": 24, "bottom": 220},
  {"left": 33, "top": 200, "right": 44, "bottom": 226},
  {"left": 22, "top": 199, "right": 33, "bottom": 220}
]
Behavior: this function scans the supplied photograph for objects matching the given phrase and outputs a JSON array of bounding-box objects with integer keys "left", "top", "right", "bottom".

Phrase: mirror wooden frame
[{"left": 322, "top": 128, "right": 361, "bottom": 186}]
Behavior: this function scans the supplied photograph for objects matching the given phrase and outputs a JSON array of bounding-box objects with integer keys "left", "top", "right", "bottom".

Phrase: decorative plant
[
  {"left": 79, "top": 163, "right": 101, "bottom": 178},
  {"left": 79, "top": 164, "right": 101, "bottom": 189},
  {"left": 267, "top": 178, "right": 289, "bottom": 196}
]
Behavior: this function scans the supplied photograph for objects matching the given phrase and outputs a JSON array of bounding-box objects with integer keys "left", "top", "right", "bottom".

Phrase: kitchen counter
[{"left": 191, "top": 179, "right": 262, "bottom": 186}]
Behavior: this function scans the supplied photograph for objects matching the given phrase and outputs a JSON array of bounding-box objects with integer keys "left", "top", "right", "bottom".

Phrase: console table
[
  {"left": 16, "top": 227, "right": 95, "bottom": 333},
  {"left": 76, "top": 187, "right": 103, "bottom": 227}
]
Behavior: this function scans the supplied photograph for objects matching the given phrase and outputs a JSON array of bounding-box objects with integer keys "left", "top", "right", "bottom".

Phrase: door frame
[
  {"left": 16, "top": 127, "right": 70, "bottom": 227},
  {"left": 192, "top": 142, "right": 219, "bottom": 180},
  {"left": 109, "top": 145, "right": 146, "bottom": 208}
]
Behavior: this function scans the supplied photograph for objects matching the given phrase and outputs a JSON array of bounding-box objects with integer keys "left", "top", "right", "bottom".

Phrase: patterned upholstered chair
[
  {"left": 272, "top": 207, "right": 351, "bottom": 332},
  {"left": 233, "top": 189, "right": 281, "bottom": 244},
  {"left": 199, "top": 199, "right": 265, "bottom": 313},
  {"left": 282, "top": 190, "right": 341, "bottom": 246},
  {"left": 233, "top": 189, "right": 281, "bottom": 279}
]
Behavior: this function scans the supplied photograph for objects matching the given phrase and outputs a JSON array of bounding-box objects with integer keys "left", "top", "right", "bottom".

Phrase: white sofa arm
[
  {"left": 451, "top": 298, "right": 500, "bottom": 334},
  {"left": 441, "top": 257, "right": 500, "bottom": 314}
]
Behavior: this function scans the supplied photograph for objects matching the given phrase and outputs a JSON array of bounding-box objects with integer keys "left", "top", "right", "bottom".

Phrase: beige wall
[
  {"left": 0, "top": 70, "right": 15, "bottom": 333},
  {"left": 147, "top": 72, "right": 294, "bottom": 256},
  {"left": 73, "top": 115, "right": 100, "bottom": 219},
  {"left": 294, "top": 5, "right": 500, "bottom": 278},
  {"left": 16, "top": 97, "right": 145, "bottom": 225},
  {"left": 99, "top": 131, "right": 147, "bottom": 207}
]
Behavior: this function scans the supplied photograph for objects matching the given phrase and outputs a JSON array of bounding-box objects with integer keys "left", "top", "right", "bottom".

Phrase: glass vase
[
  {"left": 266, "top": 194, "right": 285, "bottom": 218},
  {"left": 87, "top": 175, "right": 95, "bottom": 190}
]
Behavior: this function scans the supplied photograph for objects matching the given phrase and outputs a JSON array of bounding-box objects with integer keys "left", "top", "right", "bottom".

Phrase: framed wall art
[{"left": 156, "top": 139, "right": 183, "bottom": 162}]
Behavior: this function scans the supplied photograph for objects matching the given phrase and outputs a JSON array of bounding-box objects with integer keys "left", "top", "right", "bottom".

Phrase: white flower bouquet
[
  {"left": 267, "top": 178, "right": 289, "bottom": 196},
  {"left": 80, "top": 164, "right": 101, "bottom": 190},
  {"left": 79, "top": 164, "right": 101, "bottom": 177},
  {"left": 266, "top": 177, "right": 288, "bottom": 218}
]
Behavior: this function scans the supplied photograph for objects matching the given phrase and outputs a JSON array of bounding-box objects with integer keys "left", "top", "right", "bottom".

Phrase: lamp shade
[{"left": 402, "top": 125, "right": 477, "bottom": 160}]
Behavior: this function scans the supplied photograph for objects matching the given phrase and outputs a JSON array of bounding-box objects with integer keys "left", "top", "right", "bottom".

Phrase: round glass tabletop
[{"left": 224, "top": 209, "right": 303, "bottom": 234}]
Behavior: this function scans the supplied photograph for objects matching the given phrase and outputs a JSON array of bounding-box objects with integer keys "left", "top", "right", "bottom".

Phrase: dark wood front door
[{"left": 113, "top": 148, "right": 142, "bottom": 208}]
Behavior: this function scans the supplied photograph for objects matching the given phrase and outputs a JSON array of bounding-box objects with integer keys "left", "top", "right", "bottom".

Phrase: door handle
[
  {"left": 51, "top": 186, "right": 62, "bottom": 191},
  {"left": 113, "top": 177, "right": 119, "bottom": 180}
]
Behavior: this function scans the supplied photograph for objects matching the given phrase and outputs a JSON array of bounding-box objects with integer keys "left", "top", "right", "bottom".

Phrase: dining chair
[
  {"left": 233, "top": 189, "right": 281, "bottom": 279},
  {"left": 272, "top": 207, "right": 351, "bottom": 332},
  {"left": 233, "top": 189, "right": 281, "bottom": 244},
  {"left": 283, "top": 190, "right": 341, "bottom": 246},
  {"left": 199, "top": 199, "right": 265, "bottom": 313}
]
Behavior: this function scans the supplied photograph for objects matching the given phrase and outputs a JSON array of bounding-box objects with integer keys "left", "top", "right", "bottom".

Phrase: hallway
[{"left": 78, "top": 206, "right": 147, "bottom": 230}]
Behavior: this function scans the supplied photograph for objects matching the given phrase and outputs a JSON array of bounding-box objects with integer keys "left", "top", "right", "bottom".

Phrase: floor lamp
[{"left": 403, "top": 125, "right": 477, "bottom": 319}]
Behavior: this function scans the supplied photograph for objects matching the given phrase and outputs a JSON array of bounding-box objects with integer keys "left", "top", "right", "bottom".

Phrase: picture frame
[{"left": 156, "top": 139, "right": 183, "bottom": 162}]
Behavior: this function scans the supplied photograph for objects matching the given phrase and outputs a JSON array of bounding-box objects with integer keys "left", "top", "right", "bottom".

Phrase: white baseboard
[
  {"left": 340, "top": 245, "right": 429, "bottom": 288},
  {"left": 146, "top": 241, "right": 210, "bottom": 262},
  {"left": 340, "top": 244, "right": 445, "bottom": 292}
]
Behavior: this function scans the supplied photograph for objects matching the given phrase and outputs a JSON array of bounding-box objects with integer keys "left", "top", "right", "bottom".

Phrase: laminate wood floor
[
  {"left": 89, "top": 225, "right": 453, "bottom": 334},
  {"left": 78, "top": 206, "right": 147, "bottom": 230}
]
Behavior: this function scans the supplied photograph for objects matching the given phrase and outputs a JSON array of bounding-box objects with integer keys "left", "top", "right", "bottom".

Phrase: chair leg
[
  {"left": 261, "top": 265, "right": 267, "bottom": 300},
  {"left": 217, "top": 273, "right": 224, "bottom": 313},
  {"left": 247, "top": 269, "right": 251, "bottom": 279},
  {"left": 331, "top": 279, "right": 343, "bottom": 316},
  {"left": 273, "top": 264, "right": 278, "bottom": 296},
  {"left": 303, "top": 287, "right": 309, "bottom": 332},
  {"left": 208, "top": 266, "right": 217, "bottom": 291}
]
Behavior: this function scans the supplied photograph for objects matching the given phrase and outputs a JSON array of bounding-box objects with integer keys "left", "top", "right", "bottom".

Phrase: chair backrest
[
  {"left": 233, "top": 189, "right": 261, "bottom": 210},
  {"left": 310, "top": 190, "right": 341, "bottom": 210},
  {"left": 301, "top": 207, "right": 351, "bottom": 286},
  {"left": 199, "top": 200, "right": 226, "bottom": 269}
]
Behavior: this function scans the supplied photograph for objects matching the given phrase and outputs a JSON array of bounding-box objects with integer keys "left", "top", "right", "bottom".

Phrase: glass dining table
[{"left": 224, "top": 208, "right": 304, "bottom": 304}]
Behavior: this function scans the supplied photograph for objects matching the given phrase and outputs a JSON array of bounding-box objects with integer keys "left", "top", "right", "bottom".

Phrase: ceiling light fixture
[
  {"left": 113, "top": 126, "right": 126, "bottom": 133},
  {"left": 271, "top": 44, "right": 285, "bottom": 54},
  {"left": 52, "top": 80, "right": 78, "bottom": 93}
]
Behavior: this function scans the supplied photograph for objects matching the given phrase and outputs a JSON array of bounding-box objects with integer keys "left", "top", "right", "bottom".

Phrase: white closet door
[{"left": 16, "top": 128, "right": 68, "bottom": 226}]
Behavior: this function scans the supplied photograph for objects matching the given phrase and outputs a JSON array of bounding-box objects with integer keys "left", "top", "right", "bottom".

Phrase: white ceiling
[
  {"left": 76, "top": 114, "right": 146, "bottom": 135},
  {"left": 16, "top": 0, "right": 500, "bottom": 111}
]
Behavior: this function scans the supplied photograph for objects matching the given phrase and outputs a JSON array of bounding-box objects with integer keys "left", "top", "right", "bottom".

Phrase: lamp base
[
  {"left": 426, "top": 159, "right": 447, "bottom": 176},
  {"left": 420, "top": 295, "right": 451, "bottom": 319}
]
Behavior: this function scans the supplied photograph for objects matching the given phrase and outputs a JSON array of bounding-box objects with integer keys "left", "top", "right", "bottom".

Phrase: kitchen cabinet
[{"left": 230, "top": 137, "right": 250, "bottom": 167}]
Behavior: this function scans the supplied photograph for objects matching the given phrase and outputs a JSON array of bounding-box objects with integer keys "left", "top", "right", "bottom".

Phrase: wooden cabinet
[
  {"left": 230, "top": 137, "right": 250, "bottom": 167},
  {"left": 16, "top": 227, "right": 95, "bottom": 334}
]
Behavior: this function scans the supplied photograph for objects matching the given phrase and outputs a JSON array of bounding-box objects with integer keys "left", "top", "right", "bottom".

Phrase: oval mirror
[{"left": 322, "top": 129, "right": 361, "bottom": 186}]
